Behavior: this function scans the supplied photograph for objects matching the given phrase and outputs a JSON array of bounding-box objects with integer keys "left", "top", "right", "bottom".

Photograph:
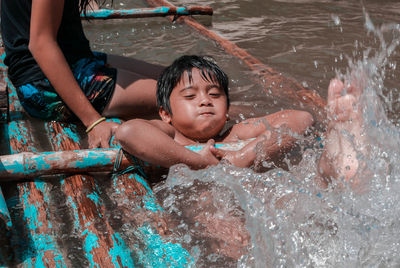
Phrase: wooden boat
[{"left": 0, "top": 3, "right": 326, "bottom": 267}]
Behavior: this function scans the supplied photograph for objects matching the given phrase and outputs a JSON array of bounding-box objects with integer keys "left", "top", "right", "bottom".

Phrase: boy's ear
[{"left": 159, "top": 107, "right": 172, "bottom": 124}]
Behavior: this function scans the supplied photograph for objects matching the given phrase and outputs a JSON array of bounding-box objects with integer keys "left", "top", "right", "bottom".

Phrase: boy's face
[{"left": 160, "top": 68, "right": 228, "bottom": 142}]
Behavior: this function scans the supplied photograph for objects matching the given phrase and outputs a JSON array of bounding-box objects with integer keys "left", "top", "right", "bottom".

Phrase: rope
[{"left": 111, "top": 148, "right": 148, "bottom": 179}]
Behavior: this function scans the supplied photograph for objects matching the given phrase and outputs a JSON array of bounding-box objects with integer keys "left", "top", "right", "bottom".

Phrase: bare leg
[
  {"left": 102, "top": 55, "right": 165, "bottom": 119},
  {"left": 107, "top": 54, "right": 164, "bottom": 80},
  {"left": 102, "top": 70, "right": 159, "bottom": 119},
  {"left": 318, "top": 79, "right": 364, "bottom": 189},
  {"left": 87, "top": 0, "right": 99, "bottom": 11}
]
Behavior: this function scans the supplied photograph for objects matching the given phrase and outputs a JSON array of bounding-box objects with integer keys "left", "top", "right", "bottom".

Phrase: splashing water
[{"left": 152, "top": 12, "right": 400, "bottom": 267}]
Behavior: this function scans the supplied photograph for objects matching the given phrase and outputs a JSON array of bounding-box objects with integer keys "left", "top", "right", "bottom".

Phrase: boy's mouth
[{"left": 199, "top": 111, "right": 214, "bottom": 116}]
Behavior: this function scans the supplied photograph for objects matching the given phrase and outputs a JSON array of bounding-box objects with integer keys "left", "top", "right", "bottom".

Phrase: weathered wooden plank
[
  {"left": 0, "top": 75, "right": 8, "bottom": 123},
  {"left": 110, "top": 168, "right": 194, "bottom": 266},
  {"left": 0, "top": 47, "right": 66, "bottom": 267},
  {"left": 0, "top": 188, "right": 13, "bottom": 267},
  {"left": 6, "top": 82, "right": 67, "bottom": 267},
  {"left": 0, "top": 189, "right": 11, "bottom": 230},
  {"left": 83, "top": 6, "right": 213, "bottom": 20},
  {"left": 0, "top": 48, "right": 13, "bottom": 267},
  {"left": 45, "top": 121, "right": 135, "bottom": 267}
]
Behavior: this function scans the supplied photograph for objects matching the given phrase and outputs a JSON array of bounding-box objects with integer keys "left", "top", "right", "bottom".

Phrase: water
[
  {"left": 153, "top": 9, "right": 400, "bottom": 268},
  {"left": 4, "top": 0, "right": 400, "bottom": 266},
  {"left": 85, "top": 0, "right": 400, "bottom": 119},
  {"left": 86, "top": 1, "right": 400, "bottom": 266}
]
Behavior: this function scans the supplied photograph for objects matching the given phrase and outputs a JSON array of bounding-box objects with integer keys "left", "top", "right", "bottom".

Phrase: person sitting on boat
[
  {"left": 1, "top": 0, "right": 163, "bottom": 148},
  {"left": 115, "top": 55, "right": 314, "bottom": 170}
]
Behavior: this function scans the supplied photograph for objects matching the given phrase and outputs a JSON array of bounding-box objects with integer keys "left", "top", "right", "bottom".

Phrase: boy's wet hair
[{"left": 157, "top": 55, "right": 229, "bottom": 114}]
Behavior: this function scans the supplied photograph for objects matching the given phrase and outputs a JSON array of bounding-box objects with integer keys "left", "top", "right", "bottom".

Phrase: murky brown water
[
  {"left": 83, "top": 3, "right": 400, "bottom": 266},
  {"left": 2, "top": 1, "right": 400, "bottom": 266},
  {"left": 84, "top": 0, "right": 400, "bottom": 122}
]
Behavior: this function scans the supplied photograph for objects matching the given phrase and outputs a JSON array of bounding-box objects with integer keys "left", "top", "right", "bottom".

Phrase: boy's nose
[{"left": 199, "top": 95, "right": 212, "bottom": 106}]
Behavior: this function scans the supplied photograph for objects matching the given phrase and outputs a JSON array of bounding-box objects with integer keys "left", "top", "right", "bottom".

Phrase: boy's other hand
[
  {"left": 88, "top": 121, "right": 119, "bottom": 148},
  {"left": 210, "top": 147, "right": 250, "bottom": 168},
  {"left": 197, "top": 139, "right": 220, "bottom": 168}
]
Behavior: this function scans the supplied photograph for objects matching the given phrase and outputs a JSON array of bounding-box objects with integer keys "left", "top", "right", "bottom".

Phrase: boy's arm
[
  {"left": 115, "top": 119, "right": 219, "bottom": 169},
  {"left": 214, "top": 110, "right": 314, "bottom": 167},
  {"left": 226, "top": 110, "right": 314, "bottom": 141},
  {"left": 212, "top": 130, "right": 294, "bottom": 167}
]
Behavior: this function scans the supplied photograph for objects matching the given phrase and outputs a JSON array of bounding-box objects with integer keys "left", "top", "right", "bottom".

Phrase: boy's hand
[
  {"left": 88, "top": 121, "right": 119, "bottom": 148},
  {"left": 210, "top": 147, "right": 249, "bottom": 168},
  {"left": 197, "top": 139, "right": 220, "bottom": 167}
]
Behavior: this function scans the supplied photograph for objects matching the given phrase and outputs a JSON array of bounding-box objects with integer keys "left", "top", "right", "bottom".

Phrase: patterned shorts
[{"left": 16, "top": 52, "right": 117, "bottom": 121}]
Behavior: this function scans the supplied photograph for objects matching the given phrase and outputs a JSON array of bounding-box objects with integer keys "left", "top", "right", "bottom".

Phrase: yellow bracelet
[{"left": 86, "top": 117, "right": 106, "bottom": 133}]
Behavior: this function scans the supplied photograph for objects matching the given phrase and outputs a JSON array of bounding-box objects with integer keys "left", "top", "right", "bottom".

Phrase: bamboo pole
[
  {"left": 145, "top": 0, "right": 327, "bottom": 122},
  {"left": 0, "top": 140, "right": 251, "bottom": 181},
  {"left": 82, "top": 6, "right": 212, "bottom": 20}
]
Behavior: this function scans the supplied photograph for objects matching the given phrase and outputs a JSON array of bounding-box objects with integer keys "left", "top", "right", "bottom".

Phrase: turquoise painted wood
[
  {"left": 110, "top": 160, "right": 194, "bottom": 266},
  {"left": 0, "top": 140, "right": 251, "bottom": 180},
  {"left": 45, "top": 121, "right": 136, "bottom": 267},
  {"left": 6, "top": 74, "right": 67, "bottom": 267},
  {"left": 0, "top": 189, "right": 11, "bottom": 228},
  {"left": 0, "top": 51, "right": 13, "bottom": 267},
  {"left": 82, "top": 6, "right": 212, "bottom": 20},
  {"left": 0, "top": 187, "right": 12, "bottom": 267},
  {"left": 0, "top": 49, "right": 194, "bottom": 266}
]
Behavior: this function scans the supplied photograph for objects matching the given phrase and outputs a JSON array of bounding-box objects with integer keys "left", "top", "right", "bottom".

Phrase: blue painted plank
[
  {"left": 82, "top": 6, "right": 212, "bottom": 20},
  {"left": 45, "top": 121, "right": 136, "bottom": 267},
  {"left": 5, "top": 75, "right": 67, "bottom": 267}
]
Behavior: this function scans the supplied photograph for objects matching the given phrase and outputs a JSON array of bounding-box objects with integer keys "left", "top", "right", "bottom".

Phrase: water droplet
[{"left": 331, "top": 15, "right": 341, "bottom": 26}]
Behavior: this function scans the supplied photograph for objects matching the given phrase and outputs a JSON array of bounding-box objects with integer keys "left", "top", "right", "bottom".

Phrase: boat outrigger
[{"left": 0, "top": 2, "right": 325, "bottom": 267}]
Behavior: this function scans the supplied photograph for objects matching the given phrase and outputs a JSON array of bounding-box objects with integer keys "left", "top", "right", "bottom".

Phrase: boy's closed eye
[
  {"left": 209, "top": 92, "right": 222, "bottom": 97},
  {"left": 208, "top": 87, "right": 223, "bottom": 97},
  {"left": 184, "top": 94, "right": 196, "bottom": 99},
  {"left": 181, "top": 88, "right": 196, "bottom": 98},
  {"left": 183, "top": 92, "right": 196, "bottom": 99}
]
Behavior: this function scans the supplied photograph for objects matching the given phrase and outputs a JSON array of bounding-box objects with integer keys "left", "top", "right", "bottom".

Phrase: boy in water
[
  {"left": 115, "top": 55, "right": 366, "bottom": 261},
  {"left": 116, "top": 55, "right": 314, "bottom": 170}
]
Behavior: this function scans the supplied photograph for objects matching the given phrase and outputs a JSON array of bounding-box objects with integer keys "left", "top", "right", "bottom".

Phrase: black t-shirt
[{"left": 1, "top": 0, "right": 94, "bottom": 86}]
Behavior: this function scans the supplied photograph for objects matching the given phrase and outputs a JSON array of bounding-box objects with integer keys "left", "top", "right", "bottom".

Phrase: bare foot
[
  {"left": 327, "top": 79, "right": 362, "bottom": 124},
  {"left": 318, "top": 79, "right": 365, "bottom": 188}
]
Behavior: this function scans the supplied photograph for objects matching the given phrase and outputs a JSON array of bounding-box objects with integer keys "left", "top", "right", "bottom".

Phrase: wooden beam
[
  {"left": 82, "top": 6, "right": 213, "bottom": 20},
  {"left": 5, "top": 74, "right": 67, "bottom": 267},
  {"left": 45, "top": 121, "right": 136, "bottom": 267}
]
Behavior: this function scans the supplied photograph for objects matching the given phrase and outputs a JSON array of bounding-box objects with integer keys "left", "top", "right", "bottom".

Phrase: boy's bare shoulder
[{"left": 148, "top": 119, "right": 176, "bottom": 137}]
